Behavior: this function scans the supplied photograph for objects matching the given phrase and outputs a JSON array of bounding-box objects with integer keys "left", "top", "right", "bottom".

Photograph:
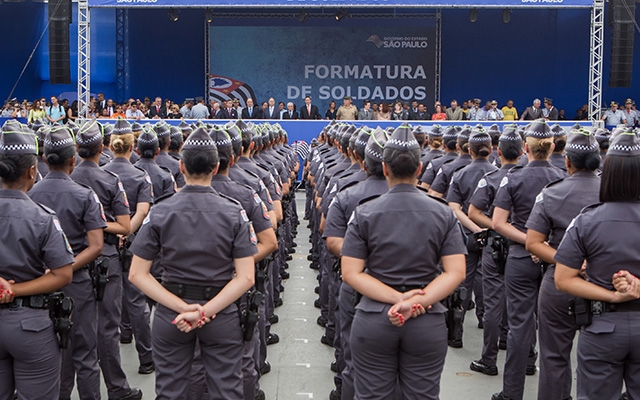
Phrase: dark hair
[
  {"left": 553, "top": 135, "right": 567, "bottom": 153},
  {"left": 241, "top": 131, "right": 253, "bottom": 152},
  {"left": 526, "top": 137, "right": 554, "bottom": 160},
  {"left": 181, "top": 149, "right": 219, "bottom": 176},
  {"left": 216, "top": 145, "right": 233, "bottom": 171},
  {"left": 77, "top": 144, "right": 101, "bottom": 159},
  {"left": 600, "top": 155, "right": 640, "bottom": 202},
  {"left": 169, "top": 137, "right": 182, "bottom": 152},
  {"left": 470, "top": 142, "right": 491, "bottom": 158},
  {"left": 382, "top": 148, "right": 420, "bottom": 178},
  {"left": 0, "top": 154, "right": 37, "bottom": 183},
  {"left": 498, "top": 140, "right": 522, "bottom": 161},
  {"left": 414, "top": 133, "right": 426, "bottom": 147},
  {"left": 364, "top": 156, "right": 384, "bottom": 178},
  {"left": 458, "top": 141, "right": 470, "bottom": 153},
  {"left": 45, "top": 146, "right": 76, "bottom": 167},
  {"left": 158, "top": 135, "right": 170, "bottom": 150},
  {"left": 566, "top": 151, "right": 600, "bottom": 171}
]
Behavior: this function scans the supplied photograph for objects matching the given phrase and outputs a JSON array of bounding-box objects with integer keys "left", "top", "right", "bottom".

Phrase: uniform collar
[
  {"left": 44, "top": 170, "right": 71, "bottom": 180},
  {"left": 111, "top": 157, "right": 130, "bottom": 164},
  {"left": 78, "top": 160, "right": 100, "bottom": 168},
  {"left": 0, "top": 189, "right": 31, "bottom": 201},
  {"left": 388, "top": 183, "right": 418, "bottom": 193},
  {"left": 570, "top": 170, "right": 599, "bottom": 179},
  {"left": 459, "top": 153, "right": 472, "bottom": 160},
  {"left": 472, "top": 158, "right": 491, "bottom": 164},
  {"left": 210, "top": 174, "right": 231, "bottom": 183},
  {"left": 180, "top": 185, "right": 216, "bottom": 194},
  {"left": 527, "top": 160, "right": 551, "bottom": 167}
]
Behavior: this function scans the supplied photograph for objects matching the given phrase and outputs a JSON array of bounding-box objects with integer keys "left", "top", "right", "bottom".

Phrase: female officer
[
  {"left": 128, "top": 127, "right": 257, "bottom": 400},
  {"left": 341, "top": 125, "right": 467, "bottom": 400},
  {"left": 70, "top": 120, "right": 140, "bottom": 400},
  {"left": 555, "top": 131, "right": 640, "bottom": 400},
  {"left": 0, "top": 124, "right": 74, "bottom": 400},
  {"left": 419, "top": 126, "right": 458, "bottom": 189},
  {"left": 134, "top": 127, "right": 176, "bottom": 199},
  {"left": 28, "top": 126, "right": 107, "bottom": 400},
  {"left": 103, "top": 118, "right": 154, "bottom": 376},
  {"left": 525, "top": 129, "right": 601, "bottom": 400},
  {"left": 491, "top": 119, "right": 567, "bottom": 400}
]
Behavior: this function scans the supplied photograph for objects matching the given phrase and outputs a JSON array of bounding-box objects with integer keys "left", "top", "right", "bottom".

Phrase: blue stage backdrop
[{"left": 208, "top": 18, "right": 436, "bottom": 113}]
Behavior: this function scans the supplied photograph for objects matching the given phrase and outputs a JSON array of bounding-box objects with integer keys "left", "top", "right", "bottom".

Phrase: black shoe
[
  {"left": 307, "top": 254, "right": 314, "bottom": 261},
  {"left": 292, "top": 242, "right": 298, "bottom": 247},
  {"left": 478, "top": 320, "right": 484, "bottom": 329},
  {"left": 329, "top": 389, "right": 341, "bottom": 400},
  {"left": 109, "top": 388, "right": 143, "bottom": 400},
  {"left": 288, "top": 247, "right": 295, "bottom": 254},
  {"left": 330, "top": 361, "right": 338, "bottom": 372},
  {"left": 269, "top": 314, "right": 279, "bottom": 324},
  {"left": 279, "top": 283, "right": 285, "bottom": 292},
  {"left": 310, "top": 262, "right": 319, "bottom": 270},
  {"left": 526, "top": 364, "right": 537, "bottom": 376},
  {"left": 491, "top": 392, "right": 514, "bottom": 400},
  {"left": 314, "top": 286, "right": 320, "bottom": 294},
  {"left": 260, "top": 362, "right": 271, "bottom": 375},
  {"left": 138, "top": 362, "right": 155, "bottom": 375},
  {"left": 468, "top": 300, "right": 476, "bottom": 310},
  {"left": 119, "top": 335, "right": 132, "bottom": 344},
  {"left": 266, "top": 333, "right": 280, "bottom": 345},
  {"left": 448, "top": 339, "right": 463, "bottom": 349},
  {"left": 620, "top": 393, "right": 629, "bottom": 400},
  {"left": 281, "top": 271, "right": 290, "bottom": 279},
  {"left": 499, "top": 340, "right": 507, "bottom": 350},
  {"left": 470, "top": 360, "right": 498, "bottom": 376},
  {"left": 314, "top": 299, "right": 321, "bottom": 309},
  {"left": 321, "top": 334, "right": 334, "bottom": 347},
  {"left": 275, "top": 297, "right": 283, "bottom": 308},
  {"left": 286, "top": 254, "right": 293, "bottom": 261},
  {"left": 255, "top": 389, "right": 266, "bottom": 400},
  {"left": 317, "top": 315, "right": 327, "bottom": 327}
]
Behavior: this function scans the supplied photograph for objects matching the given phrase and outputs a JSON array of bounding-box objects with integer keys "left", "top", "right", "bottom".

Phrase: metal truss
[
  {"left": 588, "top": 0, "right": 604, "bottom": 121},
  {"left": 77, "top": 0, "right": 90, "bottom": 120},
  {"left": 435, "top": 8, "right": 441, "bottom": 104}
]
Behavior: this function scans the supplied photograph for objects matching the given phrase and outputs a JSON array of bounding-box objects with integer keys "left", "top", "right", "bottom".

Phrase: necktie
[
  {"left": 270, "top": 107, "right": 273, "bottom": 117},
  {"left": 290, "top": 111, "right": 293, "bottom": 118},
  {"left": 308, "top": 105, "right": 311, "bottom": 116}
]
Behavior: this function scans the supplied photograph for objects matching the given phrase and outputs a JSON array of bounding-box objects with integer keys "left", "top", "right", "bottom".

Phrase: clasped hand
[
  {"left": 172, "top": 303, "right": 215, "bottom": 333},
  {"left": 0, "top": 277, "right": 15, "bottom": 304},
  {"left": 387, "top": 289, "right": 429, "bottom": 327},
  {"left": 612, "top": 270, "right": 640, "bottom": 301}
]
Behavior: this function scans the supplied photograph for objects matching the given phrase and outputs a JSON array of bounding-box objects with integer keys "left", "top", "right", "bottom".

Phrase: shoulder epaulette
[
  {"left": 358, "top": 194, "right": 382, "bottom": 206},
  {"left": 153, "top": 192, "right": 174, "bottom": 204},
  {"left": 218, "top": 191, "right": 242, "bottom": 206},
  {"left": 35, "top": 202, "right": 56, "bottom": 215},
  {"left": 543, "top": 177, "right": 566, "bottom": 189}
]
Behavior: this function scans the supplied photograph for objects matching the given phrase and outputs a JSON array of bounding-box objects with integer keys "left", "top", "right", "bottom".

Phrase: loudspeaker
[
  {"left": 608, "top": 0, "right": 635, "bottom": 88},
  {"left": 48, "top": 0, "right": 71, "bottom": 84}
]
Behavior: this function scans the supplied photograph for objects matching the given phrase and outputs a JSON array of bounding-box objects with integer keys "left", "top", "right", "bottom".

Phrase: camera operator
[{"left": 1, "top": 100, "right": 25, "bottom": 119}]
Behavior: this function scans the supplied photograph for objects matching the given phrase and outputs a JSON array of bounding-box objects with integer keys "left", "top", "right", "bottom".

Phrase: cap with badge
[
  {"left": 182, "top": 127, "right": 218, "bottom": 153},
  {"left": 178, "top": 120, "right": 193, "bottom": 139},
  {"left": 76, "top": 119, "right": 104, "bottom": 152},
  {"left": 44, "top": 125, "right": 75, "bottom": 156},
  {"left": 457, "top": 126, "right": 471, "bottom": 145},
  {"left": 137, "top": 127, "right": 159, "bottom": 154},
  {"left": 469, "top": 127, "right": 491, "bottom": 146},
  {"left": 565, "top": 128, "right": 599, "bottom": 154},
  {"left": 385, "top": 123, "right": 420, "bottom": 152},
  {"left": 0, "top": 122, "right": 38, "bottom": 156},
  {"left": 594, "top": 128, "right": 611, "bottom": 149},
  {"left": 354, "top": 128, "right": 371, "bottom": 152},
  {"left": 170, "top": 126, "right": 183, "bottom": 144},
  {"left": 499, "top": 124, "right": 522, "bottom": 143},
  {"left": 154, "top": 122, "right": 170, "bottom": 140},
  {"left": 525, "top": 119, "right": 552, "bottom": 138},
  {"left": 429, "top": 124, "right": 443, "bottom": 138},
  {"left": 607, "top": 131, "right": 640, "bottom": 157},
  {"left": 112, "top": 118, "right": 132, "bottom": 136},
  {"left": 550, "top": 124, "right": 566, "bottom": 137},
  {"left": 365, "top": 127, "right": 389, "bottom": 163},
  {"left": 209, "top": 125, "right": 232, "bottom": 150}
]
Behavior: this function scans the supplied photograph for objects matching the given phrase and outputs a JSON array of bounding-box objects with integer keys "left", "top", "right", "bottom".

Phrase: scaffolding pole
[
  {"left": 77, "top": 0, "right": 90, "bottom": 120},
  {"left": 588, "top": 0, "right": 604, "bottom": 121}
]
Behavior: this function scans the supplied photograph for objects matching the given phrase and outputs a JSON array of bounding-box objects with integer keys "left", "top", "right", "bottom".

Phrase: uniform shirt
[
  {"left": 29, "top": 171, "right": 107, "bottom": 255},
  {"left": 135, "top": 158, "right": 176, "bottom": 199},
  {"left": 603, "top": 109, "right": 626, "bottom": 126},
  {"left": 420, "top": 152, "right": 457, "bottom": 185},
  {"left": 420, "top": 149, "right": 444, "bottom": 176},
  {"left": 103, "top": 158, "right": 154, "bottom": 216},
  {"left": 485, "top": 109, "right": 504, "bottom": 121},
  {"left": 0, "top": 189, "right": 74, "bottom": 283},
  {"left": 446, "top": 158, "right": 498, "bottom": 217},
  {"left": 71, "top": 160, "right": 130, "bottom": 256},
  {"left": 323, "top": 175, "right": 389, "bottom": 240},
  {"left": 236, "top": 156, "right": 280, "bottom": 203},
  {"left": 336, "top": 105, "right": 358, "bottom": 120},
  {"left": 469, "top": 164, "right": 514, "bottom": 218},
  {"left": 525, "top": 171, "right": 600, "bottom": 249},
  {"left": 555, "top": 201, "right": 640, "bottom": 291},
  {"left": 342, "top": 184, "right": 467, "bottom": 288},
  {"left": 549, "top": 153, "right": 567, "bottom": 172},
  {"left": 157, "top": 151, "right": 185, "bottom": 188},
  {"left": 623, "top": 109, "right": 639, "bottom": 127},
  {"left": 130, "top": 185, "right": 258, "bottom": 287},
  {"left": 493, "top": 160, "right": 567, "bottom": 237},
  {"left": 210, "top": 175, "right": 272, "bottom": 234},
  {"left": 430, "top": 153, "right": 473, "bottom": 195},
  {"left": 179, "top": 105, "right": 192, "bottom": 119},
  {"left": 229, "top": 164, "right": 275, "bottom": 212}
]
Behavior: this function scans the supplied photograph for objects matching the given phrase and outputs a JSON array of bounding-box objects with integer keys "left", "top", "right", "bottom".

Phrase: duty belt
[
  {"left": 593, "top": 299, "right": 640, "bottom": 314},
  {"left": 163, "top": 283, "right": 224, "bottom": 301},
  {"left": 104, "top": 232, "right": 119, "bottom": 246},
  {"left": 0, "top": 294, "right": 50, "bottom": 309},
  {"left": 389, "top": 284, "right": 425, "bottom": 293}
]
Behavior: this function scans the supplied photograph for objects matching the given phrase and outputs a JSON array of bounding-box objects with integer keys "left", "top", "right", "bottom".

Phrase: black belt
[
  {"left": 0, "top": 295, "right": 50, "bottom": 309},
  {"left": 104, "top": 232, "right": 119, "bottom": 246},
  {"left": 598, "top": 299, "right": 640, "bottom": 313},
  {"left": 163, "top": 283, "right": 224, "bottom": 301},
  {"left": 389, "top": 284, "right": 425, "bottom": 293}
]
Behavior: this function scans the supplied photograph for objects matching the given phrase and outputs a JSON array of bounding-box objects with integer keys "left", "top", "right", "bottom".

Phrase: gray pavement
[{"left": 71, "top": 196, "right": 578, "bottom": 400}]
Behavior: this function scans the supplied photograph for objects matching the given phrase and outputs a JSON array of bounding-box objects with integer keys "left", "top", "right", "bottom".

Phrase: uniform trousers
[
  {"left": 351, "top": 308, "right": 447, "bottom": 400},
  {"left": 463, "top": 248, "right": 484, "bottom": 322},
  {"left": 153, "top": 303, "right": 244, "bottom": 400},
  {"left": 338, "top": 283, "right": 357, "bottom": 400},
  {"left": 120, "top": 273, "right": 153, "bottom": 365},
  {"left": 97, "top": 253, "right": 132, "bottom": 399},
  {"left": 0, "top": 307, "right": 61, "bottom": 400},
  {"left": 59, "top": 270, "right": 100, "bottom": 400},
  {"left": 537, "top": 266, "right": 576, "bottom": 400},
  {"left": 577, "top": 311, "right": 640, "bottom": 400},
  {"left": 480, "top": 246, "right": 506, "bottom": 367},
  {"left": 502, "top": 247, "right": 539, "bottom": 400}
]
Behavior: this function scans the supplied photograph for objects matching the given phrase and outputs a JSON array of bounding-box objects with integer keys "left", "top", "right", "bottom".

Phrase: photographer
[{"left": 1, "top": 100, "right": 25, "bottom": 119}]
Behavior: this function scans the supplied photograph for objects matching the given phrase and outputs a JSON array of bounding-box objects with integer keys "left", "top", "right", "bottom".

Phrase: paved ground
[{"left": 72, "top": 196, "right": 578, "bottom": 400}]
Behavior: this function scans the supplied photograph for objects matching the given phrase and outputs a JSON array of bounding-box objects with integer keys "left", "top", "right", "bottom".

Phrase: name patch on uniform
[
  {"left": 535, "top": 192, "right": 544, "bottom": 203},
  {"left": 329, "top": 197, "right": 337, "bottom": 210},
  {"left": 261, "top": 202, "right": 270, "bottom": 220},
  {"left": 249, "top": 222, "right": 258, "bottom": 245},
  {"left": 145, "top": 174, "right": 152, "bottom": 185},
  {"left": 566, "top": 217, "right": 576, "bottom": 231},
  {"left": 477, "top": 178, "right": 487, "bottom": 189},
  {"left": 330, "top": 184, "right": 337, "bottom": 194},
  {"left": 240, "top": 209, "right": 249, "bottom": 222},
  {"left": 426, "top": 163, "right": 433, "bottom": 170},
  {"left": 436, "top": 168, "right": 443, "bottom": 176},
  {"left": 499, "top": 176, "right": 509, "bottom": 188},
  {"left": 253, "top": 193, "right": 262, "bottom": 205},
  {"left": 53, "top": 218, "right": 63, "bottom": 232},
  {"left": 347, "top": 211, "right": 356, "bottom": 225}
]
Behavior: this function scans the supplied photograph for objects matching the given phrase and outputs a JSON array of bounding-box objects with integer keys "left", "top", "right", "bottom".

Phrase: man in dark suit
[
  {"left": 218, "top": 99, "right": 238, "bottom": 119},
  {"left": 407, "top": 100, "right": 420, "bottom": 120},
  {"left": 241, "top": 98, "right": 259, "bottom": 119},
  {"left": 262, "top": 97, "right": 279, "bottom": 119},
  {"left": 282, "top": 102, "right": 299, "bottom": 120},
  {"left": 415, "top": 104, "right": 430, "bottom": 120},
  {"left": 520, "top": 98, "right": 544, "bottom": 120},
  {"left": 148, "top": 96, "right": 167, "bottom": 119},
  {"left": 543, "top": 98, "right": 559, "bottom": 121},
  {"left": 299, "top": 96, "right": 321, "bottom": 120}
]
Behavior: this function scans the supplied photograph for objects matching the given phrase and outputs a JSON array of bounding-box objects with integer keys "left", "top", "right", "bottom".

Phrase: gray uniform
[
  {"left": 70, "top": 160, "right": 133, "bottom": 399},
  {"left": 324, "top": 175, "right": 389, "bottom": 400},
  {"left": 526, "top": 171, "right": 600, "bottom": 400},
  {"left": 135, "top": 158, "right": 176, "bottom": 199},
  {"left": 130, "top": 185, "right": 258, "bottom": 400},
  {"left": 103, "top": 158, "right": 155, "bottom": 369},
  {"left": 493, "top": 161, "right": 567, "bottom": 400},
  {"left": 342, "top": 184, "right": 466, "bottom": 400},
  {"left": 420, "top": 152, "right": 457, "bottom": 186},
  {"left": 430, "top": 153, "right": 473, "bottom": 196},
  {"left": 29, "top": 172, "right": 107, "bottom": 400},
  {"left": 0, "top": 189, "right": 75, "bottom": 400},
  {"left": 157, "top": 150, "right": 185, "bottom": 188}
]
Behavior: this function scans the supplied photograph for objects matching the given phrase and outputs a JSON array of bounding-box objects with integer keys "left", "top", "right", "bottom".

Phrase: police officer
[
  {"left": 419, "top": 126, "right": 458, "bottom": 190},
  {"left": 134, "top": 127, "right": 176, "bottom": 198},
  {"left": 128, "top": 127, "right": 258, "bottom": 399},
  {"left": 168, "top": 126, "right": 183, "bottom": 161},
  {"left": 555, "top": 130, "right": 640, "bottom": 400},
  {"left": 28, "top": 125, "right": 107, "bottom": 400},
  {"left": 103, "top": 118, "right": 155, "bottom": 376},
  {"left": 594, "top": 128, "right": 610, "bottom": 170},
  {"left": 491, "top": 119, "right": 567, "bottom": 400},
  {"left": 100, "top": 123, "right": 114, "bottom": 166},
  {"left": 525, "top": 129, "right": 601, "bottom": 400},
  {"left": 601, "top": 101, "right": 626, "bottom": 131},
  {"left": 419, "top": 125, "right": 444, "bottom": 176},
  {"left": 341, "top": 125, "right": 467, "bottom": 400},
  {"left": 549, "top": 124, "right": 568, "bottom": 172},
  {"left": 468, "top": 125, "right": 522, "bottom": 377},
  {"left": 324, "top": 126, "right": 389, "bottom": 400},
  {"left": 70, "top": 120, "right": 142, "bottom": 400},
  {"left": 0, "top": 123, "right": 74, "bottom": 400},
  {"left": 446, "top": 127, "right": 498, "bottom": 347},
  {"left": 430, "top": 126, "right": 473, "bottom": 198},
  {"left": 155, "top": 121, "right": 186, "bottom": 188}
]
